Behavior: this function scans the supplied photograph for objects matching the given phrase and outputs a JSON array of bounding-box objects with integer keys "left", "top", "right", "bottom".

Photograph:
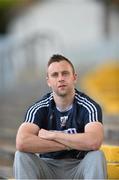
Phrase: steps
[
  {"left": 0, "top": 139, "right": 15, "bottom": 179},
  {"left": 0, "top": 128, "right": 16, "bottom": 179},
  {"left": 104, "top": 115, "right": 119, "bottom": 146}
]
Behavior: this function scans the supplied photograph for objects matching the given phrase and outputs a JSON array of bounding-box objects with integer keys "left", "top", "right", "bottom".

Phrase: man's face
[{"left": 47, "top": 60, "right": 77, "bottom": 97}]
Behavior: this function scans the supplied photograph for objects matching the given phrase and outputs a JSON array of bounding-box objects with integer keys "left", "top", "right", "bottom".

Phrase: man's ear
[
  {"left": 46, "top": 76, "right": 51, "bottom": 87},
  {"left": 74, "top": 73, "right": 77, "bottom": 82}
]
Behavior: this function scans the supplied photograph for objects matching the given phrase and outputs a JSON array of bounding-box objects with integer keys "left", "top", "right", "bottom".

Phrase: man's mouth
[{"left": 58, "top": 85, "right": 66, "bottom": 88}]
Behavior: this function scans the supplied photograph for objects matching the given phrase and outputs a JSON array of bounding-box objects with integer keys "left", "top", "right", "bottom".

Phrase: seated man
[{"left": 14, "top": 54, "right": 107, "bottom": 179}]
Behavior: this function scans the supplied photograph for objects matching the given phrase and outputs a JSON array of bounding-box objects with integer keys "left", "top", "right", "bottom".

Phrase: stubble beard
[
  {"left": 55, "top": 89, "right": 67, "bottom": 97},
  {"left": 55, "top": 86, "right": 74, "bottom": 98}
]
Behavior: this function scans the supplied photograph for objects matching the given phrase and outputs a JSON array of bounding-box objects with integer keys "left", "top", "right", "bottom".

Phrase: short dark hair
[{"left": 47, "top": 54, "right": 75, "bottom": 74}]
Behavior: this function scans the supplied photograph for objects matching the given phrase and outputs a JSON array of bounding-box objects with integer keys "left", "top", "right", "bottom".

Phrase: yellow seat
[
  {"left": 101, "top": 145, "right": 119, "bottom": 179},
  {"left": 81, "top": 62, "right": 119, "bottom": 115}
]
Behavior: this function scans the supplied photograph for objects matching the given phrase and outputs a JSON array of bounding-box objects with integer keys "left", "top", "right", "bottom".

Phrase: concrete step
[
  {"left": 0, "top": 166, "right": 13, "bottom": 179},
  {"left": 0, "top": 138, "right": 15, "bottom": 179},
  {"left": 103, "top": 115, "right": 119, "bottom": 145}
]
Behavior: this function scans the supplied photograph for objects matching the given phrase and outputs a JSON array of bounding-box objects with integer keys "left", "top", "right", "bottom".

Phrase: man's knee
[
  {"left": 84, "top": 150, "right": 107, "bottom": 168},
  {"left": 14, "top": 151, "right": 40, "bottom": 179},
  {"left": 14, "top": 150, "right": 35, "bottom": 165},
  {"left": 15, "top": 150, "right": 28, "bottom": 160},
  {"left": 15, "top": 150, "right": 25, "bottom": 157},
  {"left": 87, "top": 150, "right": 106, "bottom": 160},
  {"left": 81, "top": 150, "right": 107, "bottom": 179},
  {"left": 94, "top": 150, "right": 106, "bottom": 163}
]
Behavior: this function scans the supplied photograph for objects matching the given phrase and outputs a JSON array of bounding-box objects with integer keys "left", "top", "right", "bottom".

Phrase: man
[{"left": 14, "top": 54, "right": 107, "bottom": 179}]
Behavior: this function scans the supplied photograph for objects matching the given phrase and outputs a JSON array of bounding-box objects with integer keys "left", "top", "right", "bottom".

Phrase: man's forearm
[
  {"left": 54, "top": 131, "right": 101, "bottom": 151},
  {"left": 16, "top": 133, "right": 67, "bottom": 153}
]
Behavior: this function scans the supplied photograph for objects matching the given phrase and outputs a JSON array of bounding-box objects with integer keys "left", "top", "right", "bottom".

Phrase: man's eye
[
  {"left": 51, "top": 73, "right": 58, "bottom": 77},
  {"left": 62, "top": 71, "right": 69, "bottom": 76}
]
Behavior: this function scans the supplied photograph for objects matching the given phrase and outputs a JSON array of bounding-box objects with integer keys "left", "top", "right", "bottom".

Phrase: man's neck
[
  {"left": 53, "top": 91, "right": 75, "bottom": 111},
  {"left": 56, "top": 104, "right": 73, "bottom": 112}
]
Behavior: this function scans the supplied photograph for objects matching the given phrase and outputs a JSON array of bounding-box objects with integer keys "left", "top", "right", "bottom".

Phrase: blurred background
[{"left": 0, "top": 0, "right": 119, "bottom": 178}]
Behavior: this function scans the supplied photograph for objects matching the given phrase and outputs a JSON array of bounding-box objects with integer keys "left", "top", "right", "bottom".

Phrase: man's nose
[{"left": 58, "top": 73, "right": 64, "bottom": 81}]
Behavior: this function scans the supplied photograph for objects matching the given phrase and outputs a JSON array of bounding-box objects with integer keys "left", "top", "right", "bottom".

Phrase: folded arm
[
  {"left": 39, "top": 122, "right": 104, "bottom": 151},
  {"left": 16, "top": 122, "right": 67, "bottom": 153}
]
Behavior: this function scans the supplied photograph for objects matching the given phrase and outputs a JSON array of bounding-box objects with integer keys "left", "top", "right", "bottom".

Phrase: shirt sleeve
[
  {"left": 24, "top": 103, "right": 45, "bottom": 128},
  {"left": 83, "top": 101, "right": 103, "bottom": 126}
]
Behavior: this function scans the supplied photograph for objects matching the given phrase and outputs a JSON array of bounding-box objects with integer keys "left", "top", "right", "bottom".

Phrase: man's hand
[{"left": 38, "top": 129, "right": 56, "bottom": 140}]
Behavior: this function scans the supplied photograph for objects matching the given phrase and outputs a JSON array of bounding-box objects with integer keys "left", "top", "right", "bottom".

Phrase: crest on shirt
[{"left": 60, "top": 116, "right": 68, "bottom": 127}]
